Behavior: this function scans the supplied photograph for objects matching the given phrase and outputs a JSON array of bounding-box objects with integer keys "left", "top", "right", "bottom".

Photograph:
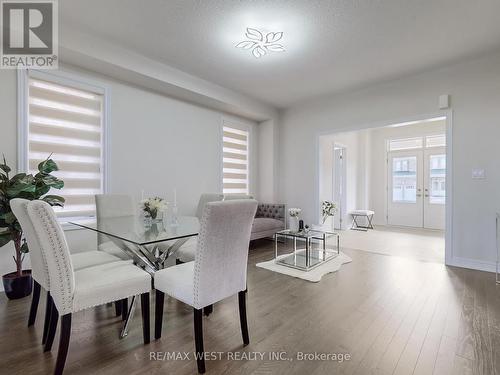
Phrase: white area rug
[{"left": 256, "top": 251, "right": 352, "bottom": 282}]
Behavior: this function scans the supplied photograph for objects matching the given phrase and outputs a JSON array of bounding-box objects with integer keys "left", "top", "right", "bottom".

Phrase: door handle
[
  {"left": 416, "top": 194, "right": 422, "bottom": 197},
  {"left": 424, "top": 194, "right": 429, "bottom": 197}
]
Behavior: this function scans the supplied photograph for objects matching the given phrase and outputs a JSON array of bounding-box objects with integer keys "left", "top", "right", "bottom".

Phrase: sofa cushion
[{"left": 252, "top": 218, "right": 284, "bottom": 233}]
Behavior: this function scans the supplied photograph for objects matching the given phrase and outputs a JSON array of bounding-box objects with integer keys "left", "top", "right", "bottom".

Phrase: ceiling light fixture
[{"left": 235, "top": 28, "right": 285, "bottom": 58}]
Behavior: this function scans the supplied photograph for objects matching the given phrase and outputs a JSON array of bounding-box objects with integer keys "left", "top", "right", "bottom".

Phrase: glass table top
[
  {"left": 275, "top": 228, "right": 338, "bottom": 239},
  {"left": 69, "top": 215, "right": 199, "bottom": 246}
]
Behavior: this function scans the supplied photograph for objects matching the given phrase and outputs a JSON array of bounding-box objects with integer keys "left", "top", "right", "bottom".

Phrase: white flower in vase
[
  {"left": 288, "top": 208, "right": 302, "bottom": 217},
  {"left": 140, "top": 197, "right": 168, "bottom": 221},
  {"left": 321, "top": 200, "right": 338, "bottom": 230},
  {"left": 288, "top": 207, "right": 301, "bottom": 232}
]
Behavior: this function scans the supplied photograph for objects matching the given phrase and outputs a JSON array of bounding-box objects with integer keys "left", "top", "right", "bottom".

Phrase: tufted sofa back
[{"left": 255, "top": 203, "right": 285, "bottom": 221}]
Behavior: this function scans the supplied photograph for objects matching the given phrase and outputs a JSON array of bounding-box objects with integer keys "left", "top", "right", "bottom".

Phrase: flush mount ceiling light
[{"left": 235, "top": 28, "right": 285, "bottom": 58}]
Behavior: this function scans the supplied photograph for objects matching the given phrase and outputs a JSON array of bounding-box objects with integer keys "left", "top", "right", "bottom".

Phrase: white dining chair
[
  {"left": 154, "top": 199, "right": 257, "bottom": 374},
  {"left": 95, "top": 194, "right": 136, "bottom": 260},
  {"left": 10, "top": 198, "right": 126, "bottom": 345},
  {"left": 27, "top": 200, "right": 152, "bottom": 375},
  {"left": 175, "top": 193, "right": 224, "bottom": 264}
]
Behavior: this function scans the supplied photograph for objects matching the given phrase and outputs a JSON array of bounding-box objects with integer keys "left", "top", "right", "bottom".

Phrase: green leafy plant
[{"left": 0, "top": 155, "right": 65, "bottom": 277}]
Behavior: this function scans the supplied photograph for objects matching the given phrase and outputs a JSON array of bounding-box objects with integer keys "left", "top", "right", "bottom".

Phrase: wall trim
[{"left": 449, "top": 256, "right": 497, "bottom": 273}]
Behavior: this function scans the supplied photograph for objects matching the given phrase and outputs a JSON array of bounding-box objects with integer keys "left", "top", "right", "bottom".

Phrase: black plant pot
[{"left": 2, "top": 270, "right": 32, "bottom": 300}]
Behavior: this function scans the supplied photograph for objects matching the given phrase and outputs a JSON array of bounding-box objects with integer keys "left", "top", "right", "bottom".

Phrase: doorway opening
[
  {"left": 387, "top": 134, "right": 446, "bottom": 229},
  {"left": 318, "top": 116, "right": 449, "bottom": 264}
]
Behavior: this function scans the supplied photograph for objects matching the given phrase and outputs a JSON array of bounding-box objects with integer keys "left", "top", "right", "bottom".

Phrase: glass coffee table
[{"left": 274, "top": 228, "right": 340, "bottom": 271}]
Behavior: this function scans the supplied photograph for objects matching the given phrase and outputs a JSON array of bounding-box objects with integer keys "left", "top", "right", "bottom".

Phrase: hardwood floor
[
  {"left": 338, "top": 226, "right": 444, "bottom": 264},
  {"left": 0, "top": 240, "right": 498, "bottom": 375}
]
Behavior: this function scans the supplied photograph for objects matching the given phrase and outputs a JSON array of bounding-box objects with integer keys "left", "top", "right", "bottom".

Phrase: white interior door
[
  {"left": 333, "top": 147, "right": 346, "bottom": 230},
  {"left": 424, "top": 147, "right": 446, "bottom": 229},
  {"left": 387, "top": 150, "right": 423, "bottom": 227}
]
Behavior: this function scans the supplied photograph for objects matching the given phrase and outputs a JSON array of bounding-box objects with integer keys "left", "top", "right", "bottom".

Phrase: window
[
  {"left": 222, "top": 125, "right": 249, "bottom": 194},
  {"left": 388, "top": 134, "right": 446, "bottom": 151},
  {"left": 388, "top": 137, "right": 423, "bottom": 151},
  {"left": 22, "top": 72, "right": 106, "bottom": 221},
  {"left": 425, "top": 134, "right": 446, "bottom": 148},
  {"left": 392, "top": 156, "right": 417, "bottom": 203},
  {"left": 429, "top": 154, "right": 446, "bottom": 204}
]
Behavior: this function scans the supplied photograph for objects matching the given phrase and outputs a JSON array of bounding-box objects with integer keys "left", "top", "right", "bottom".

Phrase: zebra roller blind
[
  {"left": 222, "top": 125, "right": 249, "bottom": 194},
  {"left": 27, "top": 75, "right": 104, "bottom": 219}
]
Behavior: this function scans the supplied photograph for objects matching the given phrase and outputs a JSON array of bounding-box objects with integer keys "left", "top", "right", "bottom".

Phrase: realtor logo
[{"left": 1, "top": 0, "right": 58, "bottom": 68}]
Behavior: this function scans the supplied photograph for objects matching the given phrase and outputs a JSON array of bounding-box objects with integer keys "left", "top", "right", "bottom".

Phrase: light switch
[{"left": 472, "top": 168, "right": 485, "bottom": 179}]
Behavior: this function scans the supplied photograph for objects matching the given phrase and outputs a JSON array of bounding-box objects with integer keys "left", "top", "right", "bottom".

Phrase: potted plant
[{"left": 0, "top": 155, "right": 65, "bottom": 299}]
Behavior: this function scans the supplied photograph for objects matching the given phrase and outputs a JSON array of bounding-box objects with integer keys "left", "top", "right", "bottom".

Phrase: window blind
[
  {"left": 28, "top": 76, "right": 104, "bottom": 219},
  {"left": 222, "top": 126, "right": 249, "bottom": 194}
]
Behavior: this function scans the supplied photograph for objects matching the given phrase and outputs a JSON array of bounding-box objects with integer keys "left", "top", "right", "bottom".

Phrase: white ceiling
[{"left": 60, "top": 0, "right": 500, "bottom": 108}]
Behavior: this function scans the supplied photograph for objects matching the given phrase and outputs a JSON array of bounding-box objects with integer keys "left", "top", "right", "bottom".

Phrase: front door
[
  {"left": 423, "top": 147, "right": 446, "bottom": 230},
  {"left": 387, "top": 150, "right": 424, "bottom": 227}
]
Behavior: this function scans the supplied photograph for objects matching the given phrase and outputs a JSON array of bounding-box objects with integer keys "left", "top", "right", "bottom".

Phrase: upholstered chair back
[
  {"left": 95, "top": 194, "right": 135, "bottom": 245},
  {"left": 28, "top": 200, "right": 75, "bottom": 315},
  {"left": 193, "top": 199, "right": 257, "bottom": 309},
  {"left": 10, "top": 198, "right": 50, "bottom": 290},
  {"left": 195, "top": 193, "right": 224, "bottom": 219}
]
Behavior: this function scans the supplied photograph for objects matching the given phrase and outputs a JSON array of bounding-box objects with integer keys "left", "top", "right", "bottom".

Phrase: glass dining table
[{"left": 69, "top": 215, "right": 199, "bottom": 337}]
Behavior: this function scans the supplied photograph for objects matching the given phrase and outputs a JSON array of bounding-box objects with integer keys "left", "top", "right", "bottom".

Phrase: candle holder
[{"left": 171, "top": 204, "right": 179, "bottom": 227}]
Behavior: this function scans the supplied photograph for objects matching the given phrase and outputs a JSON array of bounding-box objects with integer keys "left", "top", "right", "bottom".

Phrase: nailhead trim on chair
[
  {"left": 193, "top": 204, "right": 212, "bottom": 308},
  {"left": 33, "top": 204, "right": 75, "bottom": 315}
]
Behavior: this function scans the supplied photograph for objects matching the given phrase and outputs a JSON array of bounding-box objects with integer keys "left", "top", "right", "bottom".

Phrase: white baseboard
[{"left": 448, "top": 256, "right": 497, "bottom": 273}]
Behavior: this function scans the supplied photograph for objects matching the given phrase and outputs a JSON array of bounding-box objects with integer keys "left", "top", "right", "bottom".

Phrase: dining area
[{"left": 8, "top": 192, "right": 259, "bottom": 375}]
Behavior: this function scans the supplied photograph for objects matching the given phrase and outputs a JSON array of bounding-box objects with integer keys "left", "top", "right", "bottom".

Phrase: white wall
[
  {"left": 0, "top": 66, "right": 259, "bottom": 281},
  {"left": 281, "top": 51, "right": 500, "bottom": 271}
]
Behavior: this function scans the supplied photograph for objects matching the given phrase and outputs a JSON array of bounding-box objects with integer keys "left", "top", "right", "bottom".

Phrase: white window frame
[
  {"left": 17, "top": 69, "right": 110, "bottom": 228},
  {"left": 220, "top": 119, "right": 252, "bottom": 195}
]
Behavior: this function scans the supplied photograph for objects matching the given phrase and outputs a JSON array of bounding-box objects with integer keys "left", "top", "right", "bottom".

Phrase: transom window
[{"left": 388, "top": 134, "right": 446, "bottom": 151}]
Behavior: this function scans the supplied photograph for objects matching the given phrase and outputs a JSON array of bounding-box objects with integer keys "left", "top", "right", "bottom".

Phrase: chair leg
[
  {"left": 115, "top": 301, "right": 122, "bottom": 317},
  {"left": 203, "top": 304, "right": 213, "bottom": 317},
  {"left": 54, "top": 314, "right": 72, "bottom": 375},
  {"left": 121, "top": 298, "right": 128, "bottom": 321},
  {"left": 238, "top": 291, "right": 249, "bottom": 345},
  {"left": 42, "top": 291, "right": 52, "bottom": 345},
  {"left": 28, "top": 280, "right": 41, "bottom": 327},
  {"left": 140, "top": 293, "right": 150, "bottom": 344},
  {"left": 194, "top": 308, "right": 205, "bottom": 374},
  {"left": 44, "top": 300, "right": 59, "bottom": 352},
  {"left": 154, "top": 290, "right": 165, "bottom": 339}
]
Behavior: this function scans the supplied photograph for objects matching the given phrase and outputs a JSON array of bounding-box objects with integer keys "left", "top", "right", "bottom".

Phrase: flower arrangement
[
  {"left": 140, "top": 197, "right": 168, "bottom": 220},
  {"left": 288, "top": 208, "right": 301, "bottom": 217},
  {"left": 321, "top": 200, "right": 337, "bottom": 224}
]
